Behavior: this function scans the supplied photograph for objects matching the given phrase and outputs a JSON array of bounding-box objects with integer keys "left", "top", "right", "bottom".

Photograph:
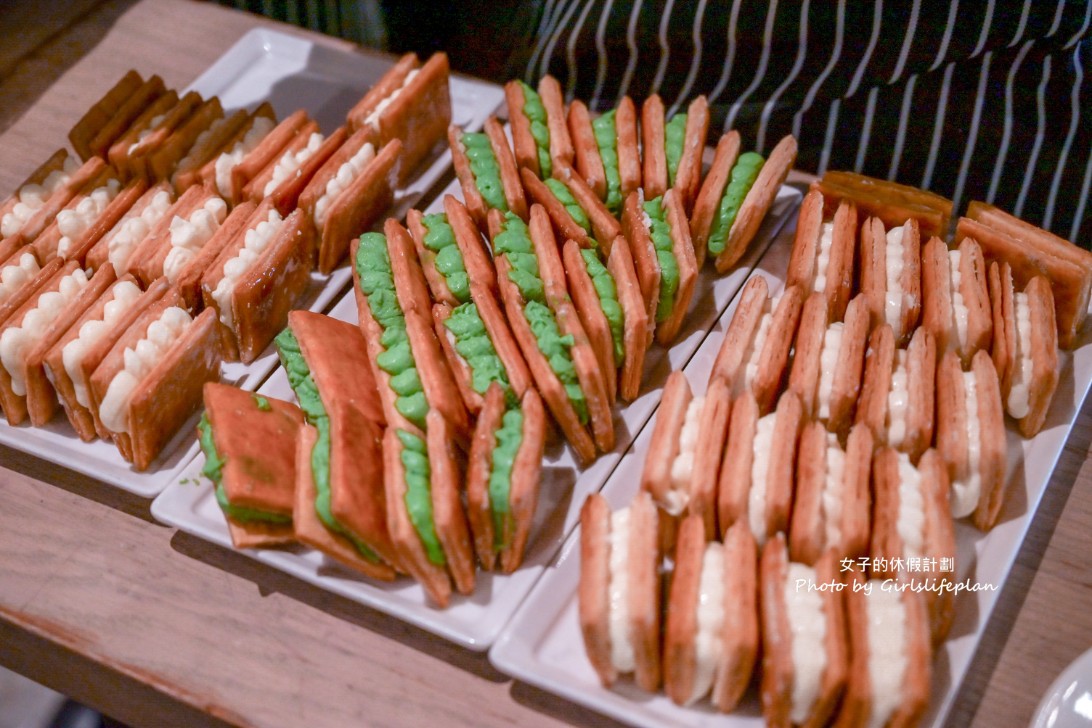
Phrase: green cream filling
[
  {"left": 665, "top": 114, "right": 687, "bottom": 187},
  {"left": 421, "top": 213, "right": 470, "bottom": 303},
  {"left": 488, "top": 407, "right": 523, "bottom": 549},
  {"left": 592, "top": 110, "right": 622, "bottom": 215},
  {"left": 519, "top": 81, "right": 551, "bottom": 178},
  {"left": 643, "top": 196, "right": 679, "bottom": 322},
  {"left": 274, "top": 328, "right": 379, "bottom": 561},
  {"left": 580, "top": 249, "right": 624, "bottom": 362},
  {"left": 355, "top": 233, "right": 429, "bottom": 428},
  {"left": 397, "top": 429, "right": 445, "bottom": 566},
  {"left": 544, "top": 178, "right": 590, "bottom": 233},
  {"left": 444, "top": 301, "right": 511, "bottom": 398},
  {"left": 461, "top": 132, "right": 508, "bottom": 213},
  {"left": 707, "top": 152, "right": 765, "bottom": 256},
  {"left": 253, "top": 394, "right": 272, "bottom": 412},
  {"left": 199, "top": 413, "right": 289, "bottom": 525},
  {"left": 492, "top": 212, "right": 588, "bottom": 423}
]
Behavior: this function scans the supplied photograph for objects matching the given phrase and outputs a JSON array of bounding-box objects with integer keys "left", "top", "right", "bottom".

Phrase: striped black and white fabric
[{"left": 518, "top": 0, "right": 1092, "bottom": 246}]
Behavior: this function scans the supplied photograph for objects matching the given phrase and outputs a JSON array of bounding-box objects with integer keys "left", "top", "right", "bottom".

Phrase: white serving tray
[
  {"left": 0, "top": 28, "right": 504, "bottom": 497},
  {"left": 489, "top": 228, "right": 1092, "bottom": 726},
  {"left": 151, "top": 175, "right": 802, "bottom": 649}
]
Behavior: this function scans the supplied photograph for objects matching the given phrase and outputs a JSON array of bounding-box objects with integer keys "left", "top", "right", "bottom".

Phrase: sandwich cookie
[
  {"left": 12, "top": 265, "right": 119, "bottom": 427},
  {"left": 718, "top": 390, "right": 803, "bottom": 546},
  {"left": 759, "top": 535, "right": 848, "bottom": 728},
  {"left": 143, "top": 95, "right": 226, "bottom": 183},
  {"left": 855, "top": 324, "right": 936, "bottom": 462},
  {"left": 641, "top": 372, "right": 731, "bottom": 537},
  {"left": 504, "top": 75, "right": 573, "bottom": 180},
  {"left": 664, "top": 516, "right": 758, "bottom": 711},
  {"left": 127, "top": 185, "right": 229, "bottom": 287},
  {"left": 215, "top": 106, "right": 307, "bottom": 206},
  {"left": 90, "top": 287, "right": 221, "bottom": 470},
  {"left": 85, "top": 182, "right": 174, "bottom": 274},
  {"left": 298, "top": 131, "right": 401, "bottom": 274},
  {"left": 520, "top": 165, "right": 621, "bottom": 254},
  {"left": 836, "top": 570, "right": 931, "bottom": 728},
  {"left": 691, "top": 132, "right": 798, "bottom": 272},
  {"left": 200, "top": 103, "right": 278, "bottom": 204},
  {"left": 407, "top": 196, "right": 496, "bottom": 309},
  {"left": 786, "top": 191, "right": 857, "bottom": 322},
  {"left": 859, "top": 215, "right": 922, "bottom": 344},
  {"left": 957, "top": 200, "right": 1092, "bottom": 349},
  {"left": 812, "top": 169, "right": 953, "bottom": 240},
  {"left": 936, "top": 349, "right": 1006, "bottom": 530},
  {"left": 567, "top": 96, "right": 641, "bottom": 216},
  {"left": 640, "top": 95, "right": 709, "bottom": 212},
  {"left": 709, "top": 277, "right": 804, "bottom": 413},
  {"left": 449, "top": 118, "right": 528, "bottom": 231},
  {"left": 562, "top": 234, "right": 648, "bottom": 403},
  {"left": 275, "top": 311, "right": 398, "bottom": 580},
  {"left": 347, "top": 52, "right": 452, "bottom": 184},
  {"left": 988, "top": 262, "right": 1058, "bottom": 437},
  {"left": 0, "top": 260, "right": 91, "bottom": 424},
  {"left": 621, "top": 188, "right": 698, "bottom": 345},
  {"left": 240, "top": 113, "right": 329, "bottom": 209},
  {"left": 45, "top": 277, "right": 162, "bottom": 441},
  {"left": 0, "top": 150, "right": 86, "bottom": 257},
  {"left": 199, "top": 383, "right": 305, "bottom": 549},
  {"left": 108, "top": 89, "right": 206, "bottom": 181},
  {"left": 488, "top": 206, "right": 613, "bottom": 463},
  {"left": 30, "top": 173, "right": 145, "bottom": 266},
  {"left": 384, "top": 408, "right": 476, "bottom": 607},
  {"left": 579, "top": 491, "right": 662, "bottom": 692},
  {"left": 68, "top": 70, "right": 149, "bottom": 161},
  {"left": 787, "top": 292, "right": 870, "bottom": 434},
  {"left": 922, "top": 235, "right": 993, "bottom": 366},
  {"left": 789, "top": 422, "right": 874, "bottom": 566},
  {"left": 352, "top": 221, "right": 470, "bottom": 439},
  {"left": 171, "top": 107, "right": 252, "bottom": 192},
  {"left": 202, "top": 203, "right": 316, "bottom": 363},
  {"left": 465, "top": 383, "right": 547, "bottom": 573},
  {"left": 870, "top": 447, "right": 956, "bottom": 644}
]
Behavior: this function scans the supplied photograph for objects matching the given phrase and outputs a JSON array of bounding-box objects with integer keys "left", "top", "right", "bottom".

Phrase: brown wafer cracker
[
  {"left": 86, "top": 75, "right": 167, "bottom": 161},
  {"left": 563, "top": 239, "right": 617, "bottom": 405},
  {"left": 106, "top": 89, "right": 180, "bottom": 177},
  {"left": 568, "top": 100, "right": 607, "bottom": 200},
  {"left": 68, "top": 70, "right": 143, "bottom": 161},
  {"left": 426, "top": 410, "right": 475, "bottom": 596}
]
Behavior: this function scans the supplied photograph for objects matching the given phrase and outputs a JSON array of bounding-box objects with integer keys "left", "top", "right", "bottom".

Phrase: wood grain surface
[{"left": 0, "top": 1, "right": 1089, "bottom": 727}]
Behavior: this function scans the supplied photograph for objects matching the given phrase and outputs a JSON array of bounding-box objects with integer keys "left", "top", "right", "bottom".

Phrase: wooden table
[{"left": 0, "top": 1, "right": 1089, "bottom": 726}]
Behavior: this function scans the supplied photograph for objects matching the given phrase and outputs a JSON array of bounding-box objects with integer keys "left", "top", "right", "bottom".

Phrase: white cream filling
[
  {"left": 314, "top": 142, "right": 376, "bottom": 228},
  {"left": 56, "top": 180, "right": 120, "bottom": 258},
  {"left": 107, "top": 189, "right": 173, "bottom": 273},
  {"left": 865, "top": 586, "right": 908, "bottom": 728},
  {"left": 886, "top": 349, "right": 910, "bottom": 448},
  {"left": 161, "top": 197, "right": 228, "bottom": 284},
  {"left": 895, "top": 451, "right": 925, "bottom": 559},
  {"left": 211, "top": 209, "right": 285, "bottom": 332},
  {"left": 1, "top": 157, "right": 78, "bottom": 238},
  {"left": 740, "top": 296, "right": 776, "bottom": 394},
  {"left": 61, "top": 280, "right": 142, "bottom": 408},
  {"left": 127, "top": 112, "right": 167, "bottom": 154},
  {"left": 262, "top": 132, "right": 324, "bottom": 197},
  {"left": 951, "top": 371, "right": 982, "bottom": 518},
  {"left": 785, "top": 562, "right": 827, "bottom": 724},
  {"left": 214, "top": 116, "right": 276, "bottom": 198},
  {"left": 884, "top": 225, "right": 907, "bottom": 340},
  {"left": 812, "top": 221, "right": 836, "bottom": 293},
  {"left": 821, "top": 433, "right": 846, "bottom": 548},
  {"left": 98, "top": 306, "right": 191, "bottom": 434},
  {"left": 0, "top": 253, "right": 41, "bottom": 306},
  {"left": 948, "top": 249, "right": 969, "bottom": 353},
  {"left": 0, "top": 268, "right": 89, "bottom": 395},
  {"left": 816, "top": 322, "right": 844, "bottom": 421},
  {"left": 748, "top": 412, "right": 777, "bottom": 544},
  {"left": 1007, "top": 292, "right": 1033, "bottom": 419},
  {"left": 363, "top": 68, "right": 420, "bottom": 130},
  {"left": 687, "top": 543, "right": 726, "bottom": 705},
  {"left": 666, "top": 395, "right": 705, "bottom": 515},
  {"left": 607, "top": 508, "right": 635, "bottom": 672}
]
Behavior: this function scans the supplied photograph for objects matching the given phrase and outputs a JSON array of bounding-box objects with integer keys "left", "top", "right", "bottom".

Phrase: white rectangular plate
[
  {"left": 151, "top": 177, "right": 801, "bottom": 649},
  {"left": 0, "top": 28, "right": 504, "bottom": 497},
  {"left": 489, "top": 226, "right": 1092, "bottom": 726}
]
